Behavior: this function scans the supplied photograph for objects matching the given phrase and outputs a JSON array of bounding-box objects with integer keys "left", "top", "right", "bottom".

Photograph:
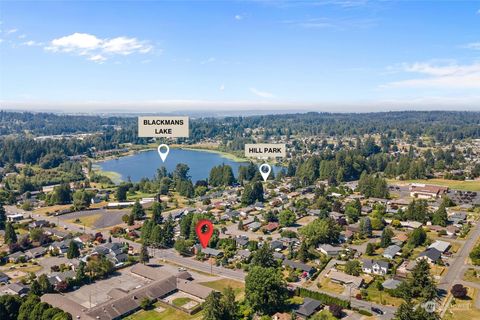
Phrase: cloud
[
  {"left": 45, "top": 32, "right": 153, "bottom": 62},
  {"left": 250, "top": 87, "right": 276, "bottom": 98},
  {"left": 235, "top": 15, "right": 243, "bottom": 20},
  {"left": 6, "top": 28, "right": 17, "bottom": 34},
  {"left": 382, "top": 61, "right": 480, "bottom": 89},
  {"left": 284, "top": 17, "right": 376, "bottom": 30},
  {"left": 200, "top": 57, "right": 216, "bottom": 64},
  {"left": 465, "top": 42, "right": 480, "bottom": 50},
  {"left": 219, "top": 84, "right": 225, "bottom": 91},
  {"left": 22, "top": 40, "right": 42, "bottom": 47}
]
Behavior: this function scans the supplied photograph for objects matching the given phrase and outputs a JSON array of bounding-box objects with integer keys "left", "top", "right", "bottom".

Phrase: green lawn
[
  {"left": 172, "top": 297, "right": 194, "bottom": 308},
  {"left": 365, "top": 286, "right": 404, "bottom": 307},
  {"left": 464, "top": 268, "right": 480, "bottom": 283},
  {"left": 125, "top": 304, "right": 202, "bottom": 320},
  {"left": 199, "top": 279, "right": 245, "bottom": 299},
  {"left": 444, "top": 287, "right": 480, "bottom": 320}
]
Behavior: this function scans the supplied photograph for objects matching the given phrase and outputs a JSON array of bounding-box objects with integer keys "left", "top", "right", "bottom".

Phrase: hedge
[{"left": 296, "top": 287, "right": 350, "bottom": 308}]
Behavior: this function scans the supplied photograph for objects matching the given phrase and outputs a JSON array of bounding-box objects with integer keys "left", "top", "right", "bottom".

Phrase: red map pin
[{"left": 195, "top": 219, "right": 214, "bottom": 249}]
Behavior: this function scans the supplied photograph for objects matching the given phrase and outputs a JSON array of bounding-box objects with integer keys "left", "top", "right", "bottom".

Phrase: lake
[{"left": 97, "top": 148, "right": 280, "bottom": 183}]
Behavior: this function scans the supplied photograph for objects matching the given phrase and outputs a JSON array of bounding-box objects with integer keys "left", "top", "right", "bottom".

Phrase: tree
[
  {"left": 432, "top": 204, "right": 448, "bottom": 227},
  {"left": 127, "top": 213, "right": 134, "bottom": 226},
  {"left": 251, "top": 243, "right": 277, "bottom": 268},
  {"left": 72, "top": 190, "right": 93, "bottom": 210},
  {"left": 410, "top": 259, "right": 437, "bottom": 302},
  {"left": 380, "top": 227, "right": 394, "bottom": 248},
  {"left": 0, "top": 202, "right": 6, "bottom": 230},
  {"left": 139, "top": 244, "right": 149, "bottom": 264},
  {"left": 203, "top": 291, "right": 224, "bottom": 320},
  {"left": 451, "top": 284, "right": 467, "bottom": 299},
  {"left": 50, "top": 184, "right": 72, "bottom": 205},
  {"left": 174, "top": 238, "right": 192, "bottom": 256},
  {"left": 245, "top": 266, "right": 287, "bottom": 315},
  {"left": 38, "top": 274, "right": 53, "bottom": 294},
  {"left": 67, "top": 240, "right": 80, "bottom": 259},
  {"left": 131, "top": 200, "right": 145, "bottom": 220},
  {"left": 4, "top": 222, "right": 17, "bottom": 244},
  {"left": 297, "top": 241, "right": 310, "bottom": 263},
  {"left": 0, "top": 294, "right": 21, "bottom": 320},
  {"left": 345, "top": 260, "right": 361, "bottom": 276},
  {"left": 237, "top": 220, "right": 243, "bottom": 230},
  {"left": 278, "top": 209, "right": 296, "bottom": 227},
  {"left": 17, "top": 295, "right": 40, "bottom": 320},
  {"left": 366, "top": 243, "right": 375, "bottom": 255},
  {"left": 408, "top": 227, "right": 427, "bottom": 247},
  {"left": 241, "top": 181, "right": 264, "bottom": 205},
  {"left": 76, "top": 261, "right": 87, "bottom": 284},
  {"left": 470, "top": 244, "right": 480, "bottom": 265},
  {"left": 359, "top": 217, "right": 372, "bottom": 238},
  {"left": 220, "top": 287, "right": 238, "bottom": 320},
  {"left": 151, "top": 202, "right": 163, "bottom": 224},
  {"left": 300, "top": 218, "right": 340, "bottom": 247},
  {"left": 329, "top": 304, "right": 343, "bottom": 318},
  {"left": 115, "top": 184, "right": 129, "bottom": 201},
  {"left": 140, "top": 298, "right": 154, "bottom": 310}
]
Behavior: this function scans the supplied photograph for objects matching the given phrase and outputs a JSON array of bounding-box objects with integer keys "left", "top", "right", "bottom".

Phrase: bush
[
  {"left": 358, "top": 309, "right": 373, "bottom": 316},
  {"left": 451, "top": 284, "right": 468, "bottom": 299},
  {"left": 296, "top": 287, "right": 350, "bottom": 308}
]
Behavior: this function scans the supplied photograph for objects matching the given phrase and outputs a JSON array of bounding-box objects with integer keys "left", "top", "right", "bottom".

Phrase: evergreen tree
[
  {"left": 380, "top": 227, "right": 394, "bottom": 248},
  {"left": 131, "top": 200, "right": 145, "bottom": 220},
  {"left": 67, "top": 240, "right": 80, "bottom": 259},
  {"left": 245, "top": 266, "right": 287, "bottom": 315},
  {"left": 366, "top": 242, "right": 375, "bottom": 255},
  {"left": 203, "top": 291, "right": 223, "bottom": 320},
  {"left": 0, "top": 202, "right": 6, "bottom": 230},
  {"left": 139, "top": 244, "right": 149, "bottom": 264},
  {"left": 151, "top": 202, "right": 163, "bottom": 224},
  {"left": 4, "top": 222, "right": 17, "bottom": 244},
  {"left": 251, "top": 243, "right": 277, "bottom": 268},
  {"left": 359, "top": 217, "right": 373, "bottom": 238},
  {"left": 76, "top": 261, "right": 87, "bottom": 284},
  {"left": 432, "top": 204, "right": 448, "bottom": 227}
]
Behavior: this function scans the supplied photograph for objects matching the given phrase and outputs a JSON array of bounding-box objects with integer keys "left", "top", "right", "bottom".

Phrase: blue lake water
[{"left": 97, "top": 148, "right": 280, "bottom": 183}]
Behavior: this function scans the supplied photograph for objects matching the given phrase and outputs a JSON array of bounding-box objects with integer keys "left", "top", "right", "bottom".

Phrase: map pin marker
[
  {"left": 195, "top": 219, "right": 214, "bottom": 249},
  {"left": 157, "top": 144, "right": 169, "bottom": 162},
  {"left": 259, "top": 163, "right": 271, "bottom": 182}
]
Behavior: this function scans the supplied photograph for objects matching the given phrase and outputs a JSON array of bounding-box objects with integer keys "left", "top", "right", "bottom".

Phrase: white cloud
[
  {"left": 18, "top": 34, "right": 26, "bottom": 39},
  {"left": 22, "top": 40, "right": 42, "bottom": 47},
  {"left": 219, "top": 84, "right": 225, "bottom": 91},
  {"left": 200, "top": 57, "right": 216, "bottom": 64},
  {"left": 45, "top": 32, "right": 153, "bottom": 62},
  {"left": 382, "top": 61, "right": 480, "bottom": 89},
  {"left": 250, "top": 87, "right": 275, "bottom": 98},
  {"left": 6, "top": 28, "right": 17, "bottom": 34},
  {"left": 465, "top": 42, "right": 480, "bottom": 50},
  {"left": 235, "top": 15, "right": 243, "bottom": 20}
]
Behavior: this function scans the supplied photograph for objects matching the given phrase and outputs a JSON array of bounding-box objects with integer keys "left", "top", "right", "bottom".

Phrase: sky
[{"left": 0, "top": 0, "right": 479, "bottom": 113}]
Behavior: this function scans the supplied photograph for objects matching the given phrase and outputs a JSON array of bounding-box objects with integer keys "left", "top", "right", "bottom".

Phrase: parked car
[{"left": 371, "top": 307, "right": 384, "bottom": 315}]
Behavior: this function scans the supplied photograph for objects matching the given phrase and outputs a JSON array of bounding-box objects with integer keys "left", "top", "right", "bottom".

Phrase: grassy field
[
  {"left": 317, "top": 277, "right": 345, "bottom": 295},
  {"left": 444, "top": 287, "right": 480, "bottom": 320},
  {"left": 365, "top": 286, "right": 404, "bottom": 307},
  {"left": 172, "top": 297, "right": 194, "bottom": 308},
  {"left": 125, "top": 305, "right": 202, "bottom": 320},
  {"left": 464, "top": 268, "right": 480, "bottom": 283},
  {"left": 387, "top": 178, "right": 480, "bottom": 191},
  {"left": 200, "top": 279, "right": 245, "bottom": 300},
  {"left": 91, "top": 164, "right": 123, "bottom": 184},
  {"left": 66, "top": 213, "right": 102, "bottom": 227},
  {"left": 33, "top": 204, "right": 72, "bottom": 216}
]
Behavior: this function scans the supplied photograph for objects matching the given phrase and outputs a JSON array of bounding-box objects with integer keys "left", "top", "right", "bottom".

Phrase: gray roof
[
  {"left": 383, "top": 245, "right": 402, "bottom": 258},
  {"left": 282, "top": 259, "right": 316, "bottom": 273},
  {"left": 296, "top": 297, "right": 322, "bottom": 317},
  {"left": 418, "top": 248, "right": 442, "bottom": 261},
  {"left": 202, "top": 247, "right": 223, "bottom": 256},
  {"left": 362, "top": 259, "right": 389, "bottom": 269}
]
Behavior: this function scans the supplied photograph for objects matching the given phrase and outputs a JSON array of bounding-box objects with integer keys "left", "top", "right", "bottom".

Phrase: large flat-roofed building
[{"left": 410, "top": 184, "right": 448, "bottom": 199}]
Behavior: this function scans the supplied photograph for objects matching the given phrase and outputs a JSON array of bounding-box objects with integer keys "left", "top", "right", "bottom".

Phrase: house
[
  {"left": 417, "top": 248, "right": 442, "bottom": 264},
  {"left": 396, "top": 260, "right": 418, "bottom": 278},
  {"left": 0, "top": 272, "right": 10, "bottom": 284},
  {"left": 318, "top": 244, "right": 342, "bottom": 257},
  {"left": 235, "top": 235, "right": 249, "bottom": 248},
  {"left": 383, "top": 245, "right": 402, "bottom": 259},
  {"left": 236, "top": 250, "right": 251, "bottom": 260},
  {"left": 362, "top": 259, "right": 389, "bottom": 275},
  {"left": 202, "top": 247, "right": 223, "bottom": 258},
  {"left": 0, "top": 282, "right": 29, "bottom": 296},
  {"left": 6, "top": 214, "right": 24, "bottom": 222},
  {"left": 25, "top": 246, "right": 47, "bottom": 259},
  {"left": 248, "top": 221, "right": 262, "bottom": 231},
  {"left": 282, "top": 259, "right": 316, "bottom": 277},
  {"left": 410, "top": 184, "right": 448, "bottom": 199},
  {"left": 48, "top": 270, "right": 76, "bottom": 287},
  {"left": 401, "top": 221, "right": 423, "bottom": 229},
  {"left": 328, "top": 270, "right": 364, "bottom": 288},
  {"left": 50, "top": 239, "right": 82, "bottom": 254},
  {"left": 264, "top": 222, "right": 279, "bottom": 233},
  {"left": 44, "top": 228, "right": 69, "bottom": 240},
  {"left": 270, "top": 240, "right": 284, "bottom": 251},
  {"left": 295, "top": 297, "right": 323, "bottom": 319},
  {"left": 74, "top": 233, "right": 95, "bottom": 245},
  {"left": 382, "top": 278, "right": 402, "bottom": 290},
  {"left": 428, "top": 240, "right": 451, "bottom": 253},
  {"left": 8, "top": 251, "right": 27, "bottom": 263},
  {"left": 273, "top": 252, "right": 285, "bottom": 260},
  {"left": 448, "top": 212, "right": 467, "bottom": 225},
  {"left": 29, "top": 220, "right": 49, "bottom": 228}
]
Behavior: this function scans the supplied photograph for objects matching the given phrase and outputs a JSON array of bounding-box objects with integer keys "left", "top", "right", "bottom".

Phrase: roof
[
  {"left": 328, "top": 270, "right": 363, "bottom": 288},
  {"left": 318, "top": 244, "right": 342, "bottom": 255},
  {"left": 202, "top": 247, "right": 223, "bottom": 256},
  {"left": 382, "top": 278, "right": 402, "bottom": 290},
  {"left": 130, "top": 263, "right": 173, "bottom": 281},
  {"left": 282, "top": 259, "right": 315, "bottom": 273},
  {"left": 296, "top": 297, "right": 322, "bottom": 317},
  {"left": 362, "top": 259, "right": 389, "bottom": 269},
  {"left": 418, "top": 248, "right": 442, "bottom": 261},
  {"left": 383, "top": 245, "right": 402, "bottom": 258},
  {"left": 176, "top": 279, "right": 214, "bottom": 299},
  {"left": 428, "top": 240, "right": 451, "bottom": 253},
  {"left": 410, "top": 184, "right": 448, "bottom": 195}
]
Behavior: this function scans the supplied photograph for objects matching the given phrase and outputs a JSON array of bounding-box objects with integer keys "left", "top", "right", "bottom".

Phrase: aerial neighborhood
[{"left": 0, "top": 111, "right": 480, "bottom": 320}]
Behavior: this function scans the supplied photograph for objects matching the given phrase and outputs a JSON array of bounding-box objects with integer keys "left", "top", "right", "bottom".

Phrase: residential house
[
  {"left": 248, "top": 221, "right": 262, "bottom": 231},
  {"left": 7, "top": 251, "right": 27, "bottom": 263},
  {"left": 282, "top": 259, "right": 316, "bottom": 277},
  {"left": 270, "top": 240, "right": 284, "bottom": 251},
  {"left": 0, "top": 272, "right": 10, "bottom": 284},
  {"left": 383, "top": 245, "right": 402, "bottom": 260},
  {"left": 235, "top": 235, "right": 249, "bottom": 248},
  {"left": 362, "top": 259, "right": 389, "bottom": 275},
  {"left": 0, "top": 282, "right": 29, "bottom": 296},
  {"left": 295, "top": 298, "right": 323, "bottom": 319},
  {"left": 417, "top": 248, "right": 442, "bottom": 264},
  {"left": 264, "top": 222, "right": 279, "bottom": 233},
  {"left": 25, "top": 246, "right": 47, "bottom": 259},
  {"left": 428, "top": 240, "right": 451, "bottom": 254},
  {"left": 202, "top": 247, "right": 223, "bottom": 258},
  {"left": 318, "top": 244, "right": 342, "bottom": 257},
  {"left": 236, "top": 250, "right": 251, "bottom": 260},
  {"left": 29, "top": 220, "right": 49, "bottom": 228},
  {"left": 328, "top": 270, "right": 364, "bottom": 289}
]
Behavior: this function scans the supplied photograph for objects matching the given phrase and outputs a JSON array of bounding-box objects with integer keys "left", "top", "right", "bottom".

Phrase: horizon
[{"left": 1, "top": 1, "right": 480, "bottom": 112}]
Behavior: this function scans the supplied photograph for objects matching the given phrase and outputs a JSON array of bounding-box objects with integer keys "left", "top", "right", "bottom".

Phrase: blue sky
[{"left": 0, "top": 0, "right": 479, "bottom": 112}]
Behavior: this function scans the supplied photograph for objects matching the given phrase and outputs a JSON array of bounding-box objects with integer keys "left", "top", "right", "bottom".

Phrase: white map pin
[
  {"left": 259, "top": 163, "right": 271, "bottom": 182},
  {"left": 157, "top": 144, "right": 170, "bottom": 162}
]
